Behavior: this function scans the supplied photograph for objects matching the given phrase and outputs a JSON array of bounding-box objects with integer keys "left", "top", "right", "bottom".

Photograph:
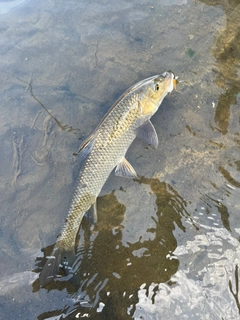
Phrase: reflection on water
[
  {"left": 133, "top": 182, "right": 240, "bottom": 318},
  {"left": 35, "top": 178, "right": 187, "bottom": 319},
  {"left": 0, "top": 0, "right": 27, "bottom": 15},
  {"left": 0, "top": 0, "right": 240, "bottom": 319}
]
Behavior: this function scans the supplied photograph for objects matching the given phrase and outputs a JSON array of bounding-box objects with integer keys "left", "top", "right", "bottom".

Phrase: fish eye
[{"left": 155, "top": 83, "right": 160, "bottom": 91}]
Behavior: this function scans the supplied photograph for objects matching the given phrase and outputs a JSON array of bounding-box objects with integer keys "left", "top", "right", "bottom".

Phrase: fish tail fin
[
  {"left": 39, "top": 247, "right": 76, "bottom": 288},
  {"left": 60, "top": 249, "right": 76, "bottom": 277},
  {"left": 39, "top": 247, "right": 62, "bottom": 287}
]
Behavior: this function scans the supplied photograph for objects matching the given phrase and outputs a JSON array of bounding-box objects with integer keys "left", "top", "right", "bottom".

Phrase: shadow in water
[
  {"left": 33, "top": 177, "right": 189, "bottom": 319},
  {"left": 200, "top": 0, "right": 240, "bottom": 134}
]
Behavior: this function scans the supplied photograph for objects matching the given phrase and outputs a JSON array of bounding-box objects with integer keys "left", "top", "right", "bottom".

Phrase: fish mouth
[
  {"left": 165, "top": 70, "right": 178, "bottom": 92},
  {"left": 173, "top": 78, "right": 177, "bottom": 90},
  {"left": 162, "top": 71, "right": 175, "bottom": 93}
]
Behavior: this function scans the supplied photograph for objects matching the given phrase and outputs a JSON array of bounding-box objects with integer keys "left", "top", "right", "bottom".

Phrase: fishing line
[{"left": 175, "top": 1, "right": 240, "bottom": 76}]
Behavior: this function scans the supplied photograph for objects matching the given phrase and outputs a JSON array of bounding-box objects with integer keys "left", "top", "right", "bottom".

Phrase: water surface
[{"left": 0, "top": 0, "right": 239, "bottom": 319}]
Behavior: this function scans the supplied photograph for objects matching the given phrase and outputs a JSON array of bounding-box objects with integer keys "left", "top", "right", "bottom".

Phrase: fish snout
[{"left": 164, "top": 70, "right": 178, "bottom": 92}]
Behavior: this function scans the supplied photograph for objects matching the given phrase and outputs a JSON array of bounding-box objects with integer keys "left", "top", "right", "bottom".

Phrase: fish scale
[{"left": 39, "top": 71, "right": 175, "bottom": 287}]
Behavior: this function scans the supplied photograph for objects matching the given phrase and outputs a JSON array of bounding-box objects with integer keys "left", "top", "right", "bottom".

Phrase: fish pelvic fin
[
  {"left": 39, "top": 247, "right": 76, "bottom": 288},
  {"left": 115, "top": 157, "right": 138, "bottom": 178}
]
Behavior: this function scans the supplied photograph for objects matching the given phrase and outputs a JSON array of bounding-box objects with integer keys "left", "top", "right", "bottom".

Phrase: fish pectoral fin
[
  {"left": 136, "top": 120, "right": 158, "bottom": 149},
  {"left": 85, "top": 200, "right": 98, "bottom": 225},
  {"left": 115, "top": 158, "right": 137, "bottom": 178}
]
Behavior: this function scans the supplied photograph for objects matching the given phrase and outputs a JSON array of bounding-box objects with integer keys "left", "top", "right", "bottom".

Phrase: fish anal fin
[
  {"left": 85, "top": 199, "right": 98, "bottom": 225},
  {"left": 136, "top": 120, "right": 158, "bottom": 149},
  {"left": 115, "top": 158, "right": 137, "bottom": 178}
]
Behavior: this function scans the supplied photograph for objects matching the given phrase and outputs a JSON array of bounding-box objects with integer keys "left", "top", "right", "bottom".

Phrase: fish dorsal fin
[
  {"left": 115, "top": 158, "right": 137, "bottom": 178},
  {"left": 136, "top": 120, "right": 158, "bottom": 149},
  {"left": 76, "top": 132, "right": 97, "bottom": 162}
]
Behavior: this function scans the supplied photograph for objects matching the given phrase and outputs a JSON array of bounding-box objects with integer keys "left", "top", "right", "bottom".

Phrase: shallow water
[{"left": 0, "top": 0, "right": 239, "bottom": 319}]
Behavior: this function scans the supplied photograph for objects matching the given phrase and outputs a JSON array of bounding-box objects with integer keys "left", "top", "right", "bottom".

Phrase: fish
[{"left": 39, "top": 71, "right": 175, "bottom": 287}]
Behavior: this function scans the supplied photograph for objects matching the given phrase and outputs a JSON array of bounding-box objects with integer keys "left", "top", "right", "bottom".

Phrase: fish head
[{"left": 137, "top": 71, "right": 175, "bottom": 116}]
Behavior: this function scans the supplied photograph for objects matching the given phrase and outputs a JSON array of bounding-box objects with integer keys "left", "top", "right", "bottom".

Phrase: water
[{"left": 0, "top": 0, "right": 239, "bottom": 319}]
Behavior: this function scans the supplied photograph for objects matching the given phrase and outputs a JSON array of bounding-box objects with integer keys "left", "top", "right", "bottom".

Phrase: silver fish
[{"left": 39, "top": 71, "right": 175, "bottom": 287}]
